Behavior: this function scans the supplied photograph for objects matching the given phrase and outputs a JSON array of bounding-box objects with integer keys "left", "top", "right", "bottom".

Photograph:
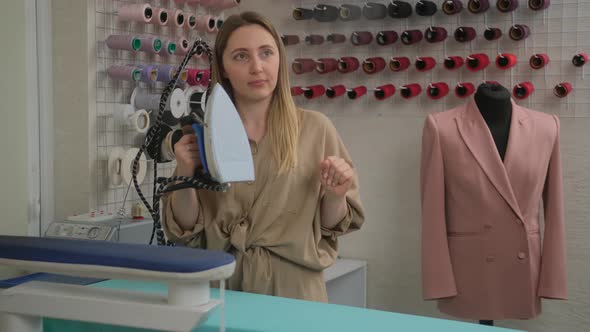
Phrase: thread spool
[
  {"left": 401, "top": 30, "right": 423, "bottom": 45},
  {"left": 215, "top": 17, "right": 224, "bottom": 31},
  {"left": 509, "top": 24, "right": 530, "bottom": 41},
  {"left": 291, "top": 86, "right": 305, "bottom": 96},
  {"left": 484, "top": 27, "right": 502, "bottom": 41},
  {"left": 497, "top": 0, "right": 519, "bottom": 12},
  {"left": 184, "top": 12, "right": 197, "bottom": 30},
  {"left": 389, "top": 56, "right": 411, "bottom": 72},
  {"left": 363, "top": 57, "right": 386, "bottom": 74},
  {"left": 363, "top": 2, "right": 388, "bottom": 19},
  {"left": 155, "top": 64, "right": 177, "bottom": 83},
  {"left": 196, "top": 15, "right": 212, "bottom": 32},
  {"left": 129, "top": 64, "right": 158, "bottom": 84},
  {"left": 351, "top": 31, "right": 373, "bottom": 46},
  {"left": 305, "top": 34, "right": 325, "bottom": 45},
  {"left": 347, "top": 86, "right": 367, "bottom": 99},
  {"left": 513, "top": 81, "right": 535, "bottom": 99},
  {"left": 496, "top": 53, "right": 518, "bottom": 69},
  {"left": 108, "top": 65, "right": 141, "bottom": 82},
  {"left": 185, "top": 86, "right": 208, "bottom": 117},
  {"left": 303, "top": 85, "right": 326, "bottom": 99},
  {"left": 376, "top": 31, "right": 398, "bottom": 45},
  {"left": 187, "top": 69, "right": 211, "bottom": 86},
  {"left": 292, "top": 58, "right": 316, "bottom": 74},
  {"left": 389, "top": 1, "right": 413, "bottom": 18},
  {"left": 416, "top": 0, "right": 438, "bottom": 16},
  {"left": 427, "top": 82, "right": 450, "bottom": 99},
  {"left": 316, "top": 58, "right": 338, "bottom": 74},
  {"left": 425, "top": 27, "right": 448, "bottom": 43},
  {"left": 313, "top": 4, "right": 339, "bottom": 22},
  {"left": 107, "top": 147, "right": 127, "bottom": 187},
  {"left": 114, "top": 104, "right": 151, "bottom": 133},
  {"left": 444, "top": 56, "right": 464, "bottom": 70},
  {"left": 466, "top": 53, "right": 490, "bottom": 72},
  {"left": 117, "top": 3, "right": 153, "bottom": 23},
  {"left": 293, "top": 8, "right": 314, "bottom": 20},
  {"left": 326, "top": 85, "right": 347, "bottom": 98},
  {"left": 131, "top": 87, "right": 187, "bottom": 119},
  {"left": 572, "top": 53, "right": 588, "bottom": 67},
  {"left": 153, "top": 7, "right": 169, "bottom": 26},
  {"left": 138, "top": 36, "right": 162, "bottom": 54},
  {"left": 337, "top": 57, "right": 360, "bottom": 73},
  {"left": 415, "top": 57, "right": 436, "bottom": 71},
  {"left": 442, "top": 0, "right": 463, "bottom": 14},
  {"left": 400, "top": 84, "right": 422, "bottom": 98},
  {"left": 281, "top": 35, "right": 300, "bottom": 46},
  {"left": 105, "top": 34, "right": 141, "bottom": 52},
  {"left": 455, "top": 27, "right": 477, "bottom": 42},
  {"left": 468, "top": 0, "right": 490, "bottom": 13},
  {"left": 529, "top": 0, "right": 550, "bottom": 10},
  {"left": 339, "top": 4, "right": 362, "bottom": 21},
  {"left": 176, "top": 38, "right": 190, "bottom": 55},
  {"left": 173, "top": 9, "right": 185, "bottom": 28},
  {"left": 529, "top": 54, "right": 550, "bottom": 69},
  {"left": 374, "top": 84, "right": 396, "bottom": 100},
  {"left": 160, "top": 40, "right": 176, "bottom": 56},
  {"left": 122, "top": 148, "right": 147, "bottom": 186},
  {"left": 455, "top": 82, "right": 476, "bottom": 98},
  {"left": 554, "top": 82, "right": 572, "bottom": 98},
  {"left": 327, "top": 33, "right": 346, "bottom": 43}
]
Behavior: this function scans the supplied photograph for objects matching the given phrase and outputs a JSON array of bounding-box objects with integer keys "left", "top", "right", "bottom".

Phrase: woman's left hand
[{"left": 320, "top": 156, "right": 354, "bottom": 198}]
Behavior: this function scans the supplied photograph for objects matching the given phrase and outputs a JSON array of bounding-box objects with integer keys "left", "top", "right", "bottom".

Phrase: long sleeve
[
  {"left": 160, "top": 180, "right": 206, "bottom": 248},
  {"left": 319, "top": 116, "right": 365, "bottom": 243},
  {"left": 537, "top": 115, "right": 568, "bottom": 299},
  {"left": 420, "top": 114, "right": 457, "bottom": 300}
]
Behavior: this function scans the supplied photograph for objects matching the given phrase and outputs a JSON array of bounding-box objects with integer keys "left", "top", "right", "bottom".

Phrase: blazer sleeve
[
  {"left": 420, "top": 114, "right": 458, "bottom": 300},
  {"left": 537, "top": 114, "right": 568, "bottom": 300}
]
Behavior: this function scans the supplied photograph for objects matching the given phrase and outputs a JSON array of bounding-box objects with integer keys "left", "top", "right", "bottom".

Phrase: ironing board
[{"left": 0, "top": 235, "right": 235, "bottom": 332}]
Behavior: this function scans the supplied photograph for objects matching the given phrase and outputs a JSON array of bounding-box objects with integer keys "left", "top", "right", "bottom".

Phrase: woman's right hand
[{"left": 174, "top": 127, "right": 202, "bottom": 177}]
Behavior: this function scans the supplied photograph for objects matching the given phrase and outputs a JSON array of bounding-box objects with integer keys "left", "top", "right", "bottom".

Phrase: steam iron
[{"left": 192, "top": 83, "right": 254, "bottom": 183}]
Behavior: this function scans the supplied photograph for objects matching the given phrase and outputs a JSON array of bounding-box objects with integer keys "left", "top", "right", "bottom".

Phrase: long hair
[{"left": 210, "top": 11, "right": 300, "bottom": 173}]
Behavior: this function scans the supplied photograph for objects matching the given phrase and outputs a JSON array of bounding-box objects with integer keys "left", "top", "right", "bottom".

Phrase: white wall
[
  {"left": 237, "top": 1, "right": 590, "bottom": 331},
  {"left": 0, "top": 0, "right": 30, "bottom": 277}
]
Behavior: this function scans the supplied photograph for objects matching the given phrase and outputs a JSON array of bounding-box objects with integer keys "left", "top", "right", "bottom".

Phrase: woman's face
[{"left": 222, "top": 24, "right": 280, "bottom": 104}]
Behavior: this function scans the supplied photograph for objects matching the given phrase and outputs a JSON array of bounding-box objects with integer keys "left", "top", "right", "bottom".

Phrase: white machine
[{"left": 44, "top": 218, "right": 154, "bottom": 244}]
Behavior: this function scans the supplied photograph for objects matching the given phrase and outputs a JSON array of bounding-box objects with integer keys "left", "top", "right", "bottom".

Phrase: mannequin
[
  {"left": 473, "top": 83, "right": 512, "bottom": 327},
  {"left": 473, "top": 83, "right": 512, "bottom": 161}
]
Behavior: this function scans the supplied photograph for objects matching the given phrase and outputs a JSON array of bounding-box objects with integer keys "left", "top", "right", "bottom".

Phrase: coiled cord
[{"left": 130, "top": 38, "right": 229, "bottom": 246}]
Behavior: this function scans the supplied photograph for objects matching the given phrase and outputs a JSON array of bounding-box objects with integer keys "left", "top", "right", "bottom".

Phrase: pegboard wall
[
  {"left": 280, "top": 0, "right": 590, "bottom": 118},
  {"left": 91, "top": 0, "right": 239, "bottom": 216}
]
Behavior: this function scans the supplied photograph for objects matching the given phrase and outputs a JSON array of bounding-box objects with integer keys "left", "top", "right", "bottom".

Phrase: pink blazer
[{"left": 420, "top": 97, "right": 567, "bottom": 320}]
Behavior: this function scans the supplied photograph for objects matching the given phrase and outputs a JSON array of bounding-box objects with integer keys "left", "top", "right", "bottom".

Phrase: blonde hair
[{"left": 210, "top": 11, "right": 300, "bottom": 173}]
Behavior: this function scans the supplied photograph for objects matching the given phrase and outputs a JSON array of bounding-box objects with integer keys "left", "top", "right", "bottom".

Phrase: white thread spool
[
  {"left": 114, "top": 104, "right": 151, "bottom": 133},
  {"left": 107, "top": 147, "right": 126, "bottom": 187},
  {"left": 184, "top": 86, "right": 207, "bottom": 117},
  {"left": 122, "top": 148, "right": 147, "bottom": 186}
]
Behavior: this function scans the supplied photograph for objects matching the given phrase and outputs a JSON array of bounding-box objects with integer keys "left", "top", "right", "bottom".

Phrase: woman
[{"left": 162, "top": 11, "right": 364, "bottom": 302}]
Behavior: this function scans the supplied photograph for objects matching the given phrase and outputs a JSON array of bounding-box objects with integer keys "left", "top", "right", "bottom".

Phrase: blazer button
[
  {"left": 486, "top": 256, "right": 495, "bottom": 263},
  {"left": 517, "top": 252, "right": 527, "bottom": 260}
]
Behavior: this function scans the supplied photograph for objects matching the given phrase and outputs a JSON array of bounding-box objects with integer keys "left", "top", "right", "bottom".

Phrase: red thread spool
[
  {"left": 573, "top": 53, "right": 588, "bottom": 67},
  {"left": 468, "top": 0, "right": 490, "bottom": 13},
  {"left": 484, "top": 27, "right": 502, "bottom": 41},
  {"left": 351, "top": 31, "right": 374, "bottom": 45},
  {"left": 443, "top": 0, "right": 463, "bottom": 14},
  {"left": 415, "top": 57, "right": 437, "bottom": 71},
  {"left": 347, "top": 86, "right": 367, "bottom": 99},
  {"left": 529, "top": 0, "right": 550, "bottom": 10},
  {"left": 427, "top": 82, "right": 450, "bottom": 99},
  {"left": 496, "top": 53, "right": 517, "bottom": 69},
  {"left": 326, "top": 85, "right": 347, "bottom": 98},
  {"left": 389, "top": 56, "right": 411, "bottom": 72},
  {"left": 292, "top": 58, "right": 316, "bottom": 74},
  {"left": 337, "top": 57, "right": 360, "bottom": 73},
  {"left": 400, "top": 83, "right": 422, "bottom": 99},
  {"left": 304, "top": 85, "right": 326, "bottom": 99},
  {"left": 554, "top": 82, "right": 572, "bottom": 98},
  {"left": 425, "top": 26, "right": 448, "bottom": 43},
  {"left": 513, "top": 81, "right": 534, "bottom": 99},
  {"left": 401, "top": 30, "right": 423, "bottom": 45},
  {"left": 455, "top": 27, "right": 477, "bottom": 42},
  {"left": 455, "top": 82, "right": 476, "bottom": 98},
  {"left": 363, "top": 57, "right": 386, "bottom": 74},
  {"left": 529, "top": 53, "right": 549, "bottom": 69},
  {"left": 377, "top": 30, "right": 398, "bottom": 45},
  {"left": 316, "top": 58, "right": 338, "bottom": 74},
  {"left": 291, "top": 86, "right": 304, "bottom": 96},
  {"left": 444, "top": 56, "right": 464, "bottom": 70},
  {"left": 305, "top": 34, "right": 324, "bottom": 45},
  {"left": 374, "top": 84, "right": 396, "bottom": 100},
  {"left": 327, "top": 33, "right": 346, "bottom": 43},
  {"left": 466, "top": 53, "right": 490, "bottom": 72}
]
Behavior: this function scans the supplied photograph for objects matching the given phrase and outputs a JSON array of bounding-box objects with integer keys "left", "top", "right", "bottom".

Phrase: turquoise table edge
[{"left": 42, "top": 279, "right": 525, "bottom": 332}]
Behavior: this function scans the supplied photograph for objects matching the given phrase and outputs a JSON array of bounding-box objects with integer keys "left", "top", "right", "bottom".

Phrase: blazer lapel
[{"left": 455, "top": 97, "right": 524, "bottom": 221}]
